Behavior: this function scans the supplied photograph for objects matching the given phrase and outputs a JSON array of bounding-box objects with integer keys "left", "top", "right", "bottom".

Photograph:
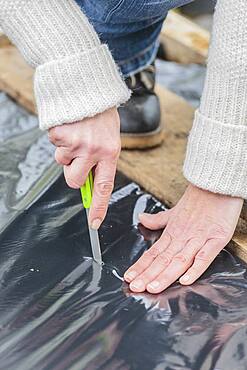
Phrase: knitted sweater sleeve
[
  {"left": 183, "top": 0, "right": 247, "bottom": 199},
  {"left": 0, "top": 0, "right": 130, "bottom": 130}
]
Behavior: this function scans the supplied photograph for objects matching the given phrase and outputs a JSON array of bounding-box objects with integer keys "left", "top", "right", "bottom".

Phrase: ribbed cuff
[
  {"left": 183, "top": 110, "right": 247, "bottom": 199},
  {"left": 34, "top": 44, "right": 131, "bottom": 130}
]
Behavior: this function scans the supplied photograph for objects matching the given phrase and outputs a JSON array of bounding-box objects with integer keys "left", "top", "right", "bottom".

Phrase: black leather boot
[{"left": 119, "top": 63, "right": 163, "bottom": 149}]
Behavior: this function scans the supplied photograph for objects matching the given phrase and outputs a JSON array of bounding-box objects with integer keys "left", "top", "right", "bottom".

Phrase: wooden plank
[
  {"left": 0, "top": 46, "right": 247, "bottom": 262},
  {"left": 0, "top": 32, "right": 11, "bottom": 48},
  {"left": 160, "top": 11, "right": 210, "bottom": 64},
  {"left": 0, "top": 47, "right": 35, "bottom": 113},
  {"left": 230, "top": 234, "right": 247, "bottom": 262}
]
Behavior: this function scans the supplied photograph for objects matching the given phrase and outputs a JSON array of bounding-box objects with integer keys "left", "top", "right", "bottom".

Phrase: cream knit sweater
[
  {"left": 0, "top": 0, "right": 131, "bottom": 130},
  {"left": 0, "top": 0, "right": 247, "bottom": 199},
  {"left": 184, "top": 0, "right": 247, "bottom": 199}
]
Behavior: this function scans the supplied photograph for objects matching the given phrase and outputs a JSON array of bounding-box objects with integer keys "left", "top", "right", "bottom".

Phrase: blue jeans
[{"left": 76, "top": 0, "right": 193, "bottom": 77}]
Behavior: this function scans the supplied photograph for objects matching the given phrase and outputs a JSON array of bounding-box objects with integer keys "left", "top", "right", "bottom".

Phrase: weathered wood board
[
  {"left": 0, "top": 47, "right": 35, "bottom": 112},
  {"left": 0, "top": 31, "right": 11, "bottom": 48},
  {"left": 0, "top": 46, "right": 246, "bottom": 261},
  {"left": 161, "top": 11, "right": 210, "bottom": 64}
]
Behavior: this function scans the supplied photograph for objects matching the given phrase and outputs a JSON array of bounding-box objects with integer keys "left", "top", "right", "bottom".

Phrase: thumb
[
  {"left": 139, "top": 211, "right": 170, "bottom": 230},
  {"left": 89, "top": 160, "right": 116, "bottom": 229}
]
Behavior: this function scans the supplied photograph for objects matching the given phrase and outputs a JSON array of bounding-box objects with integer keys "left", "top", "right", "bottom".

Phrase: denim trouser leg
[{"left": 75, "top": 0, "right": 194, "bottom": 77}]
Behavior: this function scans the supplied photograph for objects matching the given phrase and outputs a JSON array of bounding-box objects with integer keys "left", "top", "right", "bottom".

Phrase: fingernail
[
  {"left": 130, "top": 279, "right": 144, "bottom": 290},
  {"left": 125, "top": 271, "right": 138, "bottom": 282},
  {"left": 180, "top": 275, "right": 190, "bottom": 283},
  {"left": 91, "top": 218, "right": 102, "bottom": 230},
  {"left": 147, "top": 281, "right": 160, "bottom": 290}
]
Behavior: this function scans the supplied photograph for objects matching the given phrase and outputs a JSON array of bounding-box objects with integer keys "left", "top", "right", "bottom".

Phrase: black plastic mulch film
[{"left": 1, "top": 92, "right": 247, "bottom": 370}]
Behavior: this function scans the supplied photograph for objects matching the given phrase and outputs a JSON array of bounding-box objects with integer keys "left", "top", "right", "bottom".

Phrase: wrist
[{"left": 187, "top": 183, "right": 244, "bottom": 210}]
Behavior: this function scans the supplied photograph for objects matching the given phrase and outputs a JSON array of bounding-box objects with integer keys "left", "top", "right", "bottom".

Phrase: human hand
[
  {"left": 48, "top": 108, "right": 121, "bottom": 230},
  {"left": 124, "top": 184, "right": 243, "bottom": 294}
]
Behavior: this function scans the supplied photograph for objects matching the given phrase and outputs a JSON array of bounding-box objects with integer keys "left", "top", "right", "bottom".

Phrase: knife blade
[
  {"left": 80, "top": 170, "right": 102, "bottom": 265},
  {"left": 86, "top": 208, "right": 102, "bottom": 265}
]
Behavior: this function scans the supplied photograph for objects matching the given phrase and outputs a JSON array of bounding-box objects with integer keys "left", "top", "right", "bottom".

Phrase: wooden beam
[
  {"left": 0, "top": 47, "right": 35, "bottom": 113},
  {"left": 0, "top": 31, "right": 11, "bottom": 48},
  {"left": 228, "top": 236, "right": 247, "bottom": 263},
  {"left": 0, "top": 46, "right": 247, "bottom": 262},
  {"left": 0, "top": 34, "right": 11, "bottom": 47},
  {"left": 160, "top": 11, "right": 210, "bottom": 64}
]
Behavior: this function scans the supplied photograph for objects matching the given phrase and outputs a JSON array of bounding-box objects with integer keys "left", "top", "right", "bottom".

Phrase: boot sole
[{"left": 121, "top": 127, "right": 164, "bottom": 149}]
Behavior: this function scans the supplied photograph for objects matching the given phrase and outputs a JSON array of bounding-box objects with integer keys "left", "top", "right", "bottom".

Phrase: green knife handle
[{"left": 80, "top": 170, "right": 94, "bottom": 209}]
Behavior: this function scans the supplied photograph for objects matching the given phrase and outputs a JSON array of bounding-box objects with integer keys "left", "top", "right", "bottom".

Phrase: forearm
[
  {"left": 184, "top": 0, "right": 247, "bottom": 198},
  {"left": 0, "top": 0, "right": 130, "bottom": 130}
]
